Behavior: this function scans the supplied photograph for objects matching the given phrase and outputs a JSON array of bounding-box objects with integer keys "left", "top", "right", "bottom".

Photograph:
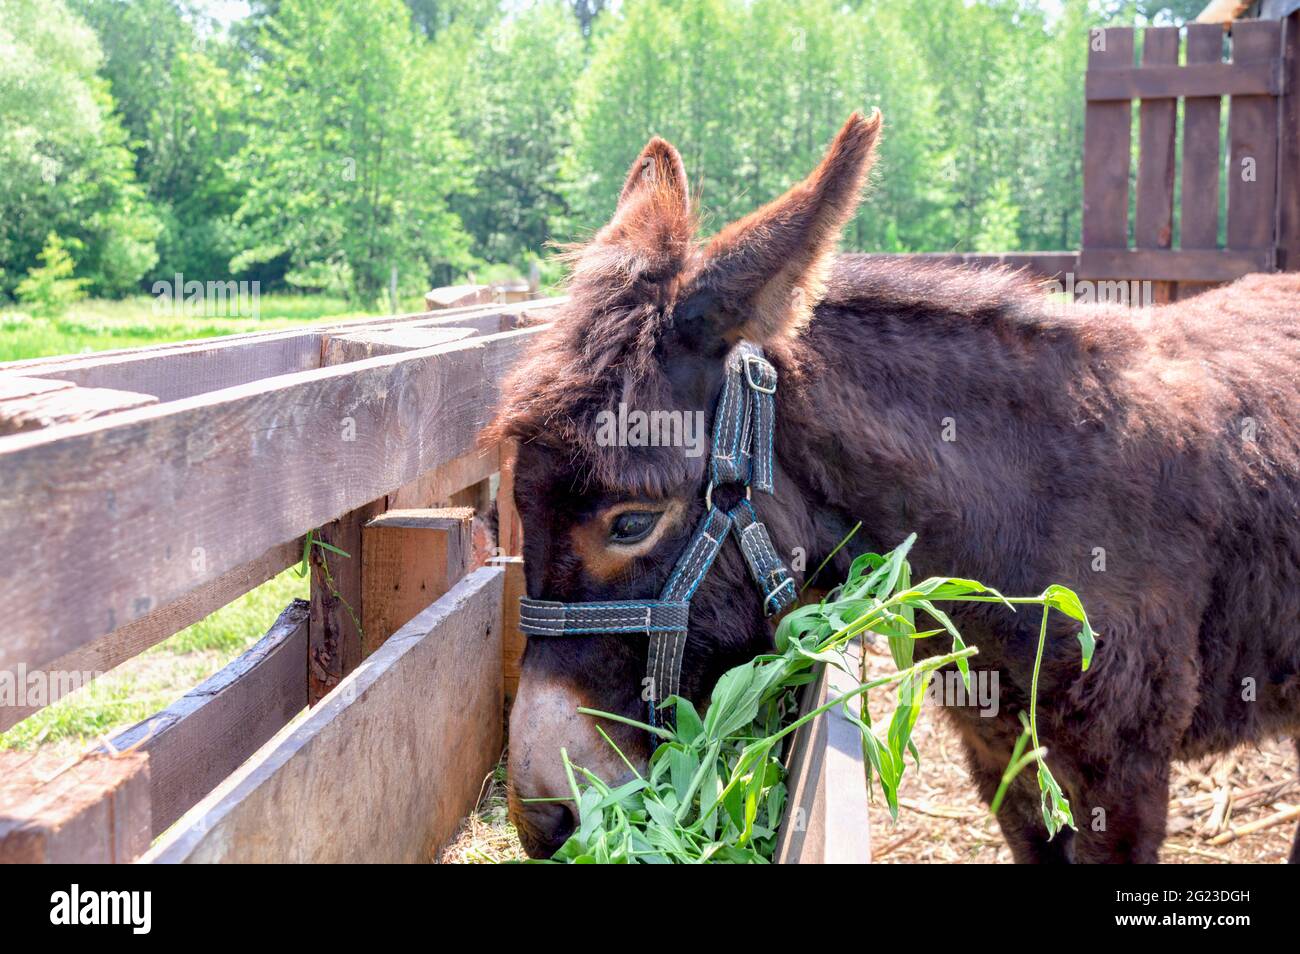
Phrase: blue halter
[{"left": 517, "top": 341, "right": 798, "bottom": 729}]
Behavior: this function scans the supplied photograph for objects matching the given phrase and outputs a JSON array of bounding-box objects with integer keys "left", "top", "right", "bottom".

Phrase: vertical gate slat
[
  {"left": 1227, "top": 20, "right": 1281, "bottom": 253},
  {"left": 1136, "top": 28, "right": 1180, "bottom": 250},
  {"left": 1083, "top": 27, "right": 1136, "bottom": 255},
  {"left": 1136, "top": 27, "right": 1180, "bottom": 302},
  {"left": 1279, "top": 12, "right": 1300, "bottom": 271},
  {"left": 1181, "top": 23, "right": 1224, "bottom": 251}
]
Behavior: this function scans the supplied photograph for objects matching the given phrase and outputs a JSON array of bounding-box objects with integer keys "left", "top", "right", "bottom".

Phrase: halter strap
[{"left": 516, "top": 342, "right": 797, "bottom": 731}]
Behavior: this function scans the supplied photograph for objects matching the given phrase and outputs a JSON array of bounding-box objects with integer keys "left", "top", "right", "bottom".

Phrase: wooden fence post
[
  {"left": 1279, "top": 11, "right": 1300, "bottom": 272},
  {"left": 1134, "top": 26, "right": 1179, "bottom": 304},
  {"left": 489, "top": 555, "right": 526, "bottom": 718},
  {"left": 362, "top": 507, "right": 473, "bottom": 656},
  {"left": 496, "top": 440, "right": 523, "bottom": 556},
  {"left": 0, "top": 752, "right": 151, "bottom": 863},
  {"left": 308, "top": 499, "right": 384, "bottom": 705}
]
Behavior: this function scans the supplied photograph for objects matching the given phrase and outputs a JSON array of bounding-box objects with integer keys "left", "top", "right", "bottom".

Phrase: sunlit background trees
[{"left": 0, "top": 0, "right": 1206, "bottom": 309}]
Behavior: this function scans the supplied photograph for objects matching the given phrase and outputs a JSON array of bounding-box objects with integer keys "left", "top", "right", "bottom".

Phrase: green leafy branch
[
  {"left": 537, "top": 532, "right": 1096, "bottom": 862},
  {"left": 294, "top": 529, "right": 363, "bottom": 644}
]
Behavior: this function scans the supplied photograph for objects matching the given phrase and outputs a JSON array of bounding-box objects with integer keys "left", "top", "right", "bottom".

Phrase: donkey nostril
[{"left": 515, "top": 799, "right": 576, "bottom": 859}]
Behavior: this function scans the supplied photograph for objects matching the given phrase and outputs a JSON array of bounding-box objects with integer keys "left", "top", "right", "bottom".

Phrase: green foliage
[
  {"left": 70, "top": 0, "right": 245, "bottom": 280},
  {"left": 230, "top": 0, "right": 472, "bottom": 302},
  {"left": 1, "top": 0, "right": 1187, "bottom": 310},
  {"left": 542, "top": 533, "right": 1095, "bottom": 863},
  {"left": 15, "top": 233, "right": 90, "bottom": 316},
  {"left": 0, "top": 0, "right": 159, "bottom": 300},
  {"left": 444, "top": 2, "right": 585, "bottom": 270}
]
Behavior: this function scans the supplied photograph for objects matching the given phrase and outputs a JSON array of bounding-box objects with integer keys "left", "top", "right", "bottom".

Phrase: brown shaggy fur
[{"left": 493, "top": 112, "right": 1300, "bottom": 862}]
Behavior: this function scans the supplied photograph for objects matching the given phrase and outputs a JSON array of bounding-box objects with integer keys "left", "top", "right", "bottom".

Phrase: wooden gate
[
  {"left": 865, "top": 14, "right": 1300, "bottom": 298},
  {"left": 1080, "top": 19, "right": 1295, "bottom": 299}
]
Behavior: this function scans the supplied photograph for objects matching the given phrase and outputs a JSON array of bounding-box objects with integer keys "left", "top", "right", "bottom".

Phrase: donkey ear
[
  {"left": 617, "top": 136, "right": 690, "bottom": 215},
  {"left": 680, "top": 111, "right": 881, "bottom": 349}
]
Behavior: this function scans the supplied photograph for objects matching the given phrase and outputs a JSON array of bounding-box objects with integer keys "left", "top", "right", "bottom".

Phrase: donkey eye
[{"left": 609, "top": 510, "right": 661, "bottom": 545}]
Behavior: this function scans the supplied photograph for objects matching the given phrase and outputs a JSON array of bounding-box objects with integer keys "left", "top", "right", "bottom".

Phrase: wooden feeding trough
[
  {"left": 775, "top": 648, "right": 873, "bottom": 864},
  {"left": 0, "top": 293, "right": 872, "bottom": 864}
]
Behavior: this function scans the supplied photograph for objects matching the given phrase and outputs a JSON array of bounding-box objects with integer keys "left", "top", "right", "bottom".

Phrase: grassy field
[
  {"left": 0, "top": 294, "right": 395, "bottom": 751},
  {"left": 0, "top": 572, "right": 308, "bottom": 752},
  {"left": 0, "top": 292, "right": 429, "bottom": 362}
]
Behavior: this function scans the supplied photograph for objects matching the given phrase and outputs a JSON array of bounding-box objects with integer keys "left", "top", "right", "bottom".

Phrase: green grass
[
  {"left": 0, "top": 571, "right": 307, "bottom": 751},
  {"left": 0, "top": 293, "right": 430, "bottom": 362}
]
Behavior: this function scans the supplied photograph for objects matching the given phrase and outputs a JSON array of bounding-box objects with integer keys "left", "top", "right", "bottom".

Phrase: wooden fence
[
  {"left": 0, "top": 290, "right": 865, "bottom": 863},
  {"left": 867, "top": 15, "right": 1300, "bottom": 301},
  {"left": 0, "top": 298, "right": 547, "bottom": 862},
  {"left": 13, "top": 17, "right": 1289, "bottom": 864}
]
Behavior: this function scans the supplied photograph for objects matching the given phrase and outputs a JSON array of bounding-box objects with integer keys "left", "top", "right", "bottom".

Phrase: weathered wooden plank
[
  {"left": 0, "top": 383, "right": 157, "bottom": 436},
  {"left": 1227, "top": 20, "right": 1282, "bottom": 251},
  {"left": 0, "top": 324, "right": 546, "bottom": 679},
  {"left": 1278, "top": 11, "right": 1300, "bottom": 271},
  {"left": 0, "top": 537, "right": 301, "bottom": 734},
  {"left": 489, "top": 555, "right": 526, "bottom": 714},
  {"left": 386, "top": 444, "right": 500, "bottom": 510},
  {"left": 425, "top": 284, "right": 491, "bottom": 310},
  {"left": 106, "top": 601, "right": 309, "bottom": 836},
  {"left": 362, "top": 507, "right": 473, "bottom": 656},
  {"left": 321, "top": 326, "right": 478, "bottom": 365},
  {"left": 1181, "top": 23, "right": 1226, "bottom": 251},
  {"left": 1085, "top": 58, "right": 1283, "bottom": 100},
  {"left": 1082, "top": 28, "right": 1136, "bottom": 250},
  {"left": 308, "top": 500, "right": 383, "bottom": 704},
  {"left": 496, "top": 441, "right": 524, "bottom": 556},
  {"left": 146, "top": 567, "right": 505, "bottom": 864},
  {"left": 0, "top": 376, "right": 74, "bottom": 401},
  {"left": 0, "top": 298, "right": 559, "bottom": 400},
  {"left": 0, "top": 752, "right": 151, "bottom": 863},
  {"left": 1135, "top": 28, "right": 1180, "bottom": 253},
  {"left": 774, "top": 646, "right": 871, "bottom": 864},
  {"left": 1079, "top": 247, "right": 1274, "bottom": 281},
  {"left": 1136, "top": 28, "right": 1180, "bottom": 302}
]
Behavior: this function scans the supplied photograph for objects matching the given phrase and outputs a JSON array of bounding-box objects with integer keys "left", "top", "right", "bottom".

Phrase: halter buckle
[
  {"left": 743, "top": 353, "right": 777, "bottom": 394},
  {"left": 763, "top": 578, "right": 796, "bottom": 616}
]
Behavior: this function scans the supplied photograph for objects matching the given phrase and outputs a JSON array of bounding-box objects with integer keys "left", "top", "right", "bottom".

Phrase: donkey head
[{"left": 491, "top": 111, "right": 881, "bottom": 857}]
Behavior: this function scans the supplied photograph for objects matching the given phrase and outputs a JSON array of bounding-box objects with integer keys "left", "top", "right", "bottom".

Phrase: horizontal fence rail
[
  {"left": 0, "top": 322, "right": 545, "bottom": 678},
  {"left": 146, "top": 567, "right": 505, "bottom": 863}
]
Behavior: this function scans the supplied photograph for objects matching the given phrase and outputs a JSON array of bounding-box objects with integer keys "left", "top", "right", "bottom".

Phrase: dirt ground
[
  {"left": 441, "top": 639, "right": 1298, "bottom": 864},
  {"left": 859, "top": 637, "right": 1298, "bottom": 864}
]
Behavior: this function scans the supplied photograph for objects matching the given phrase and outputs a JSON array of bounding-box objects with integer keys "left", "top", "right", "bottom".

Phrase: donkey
[{"left": 491, "top": 111, "right": 1300, "bottom": 862}]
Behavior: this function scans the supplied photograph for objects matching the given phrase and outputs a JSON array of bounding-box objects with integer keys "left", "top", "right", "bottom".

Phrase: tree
[
  {"left": 230, "top": 0, "right": 472, "bottom": 301},
  {"left": 16, "top": 233, "right": 90, "bottom": 316},
  {"left": 70, "top": 0, "right": 245, "bottom": 280},
  {"left": 0, "top": 0, "right": 159, "bottom": 299},
  {"left": 567, "top": 0, "right": 954, "bottom": 252},
  {"left": 446, "top": 1, "right": 586, "bottom": 270}
]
